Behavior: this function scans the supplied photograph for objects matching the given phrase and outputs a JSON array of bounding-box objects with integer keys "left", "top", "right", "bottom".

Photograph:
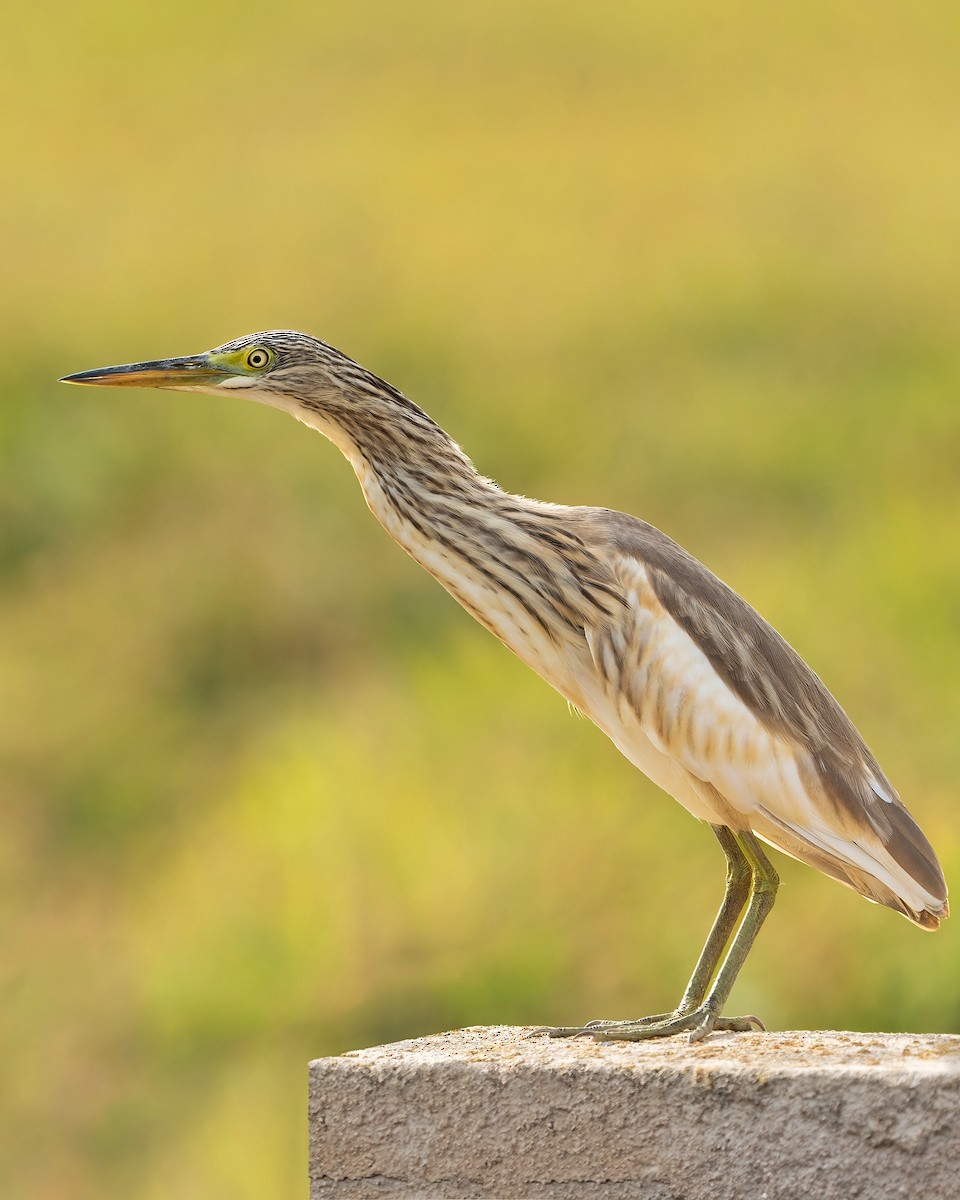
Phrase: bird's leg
[
  {"left": 540, "top": 827, "right": 776, "bottom": 1043},
  {"left": 556, "top": 826, "right": 751, "bottom": 1035},
  {"left": 677, "top": 830, "right": 779, "bottom": 1039},
  {"left": 585, "top": 831, "right": 778, "bottom": 1042},
  {"left": 674, "top": 825, "right": 755, "bottom": 1013}
]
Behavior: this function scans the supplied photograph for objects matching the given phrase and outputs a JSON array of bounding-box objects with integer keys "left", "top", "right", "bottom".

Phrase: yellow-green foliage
[{"left": 3, "top": 3, "right": 960, "bottom": 1196}]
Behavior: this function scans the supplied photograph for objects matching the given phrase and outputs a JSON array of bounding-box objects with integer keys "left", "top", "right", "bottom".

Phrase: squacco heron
[{"left": 62, "top": 330, "right": 948, "bottom": 1042}]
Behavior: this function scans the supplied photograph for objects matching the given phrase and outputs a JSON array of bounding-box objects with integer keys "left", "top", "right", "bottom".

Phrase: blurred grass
[{"left": 2, "top": 1, "right": 960, "bottom": 1196}]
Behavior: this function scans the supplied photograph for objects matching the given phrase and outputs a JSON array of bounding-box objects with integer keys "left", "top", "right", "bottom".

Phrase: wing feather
[{"left": 583, "top": 509, "right": 947, "bottom": 926}]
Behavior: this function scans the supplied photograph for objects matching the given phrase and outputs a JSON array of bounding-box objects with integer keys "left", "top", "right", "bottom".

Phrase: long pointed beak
[{"left": 60, "top": 354, "right": 241, "bottom": 390}]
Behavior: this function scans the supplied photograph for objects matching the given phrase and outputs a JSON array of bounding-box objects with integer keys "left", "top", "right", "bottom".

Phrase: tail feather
[
  {"left": 874, "top": 797, "right": 948, "bottom": 913},
  {"left": 753, "top": 806, "right": 949, "bottom": 931},
  {"left": 812, "top": 752, "right": 948, "bottom": 911}
]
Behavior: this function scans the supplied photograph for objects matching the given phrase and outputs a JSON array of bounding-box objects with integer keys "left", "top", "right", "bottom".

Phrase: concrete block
[{"left": 309, "top": 1026, "right": 960, "bottom": 1199}]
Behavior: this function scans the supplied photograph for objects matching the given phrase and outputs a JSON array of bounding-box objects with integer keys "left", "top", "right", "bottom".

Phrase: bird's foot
[{"left": 535, "top": 1006, "right": 765, "bottom": 1044}]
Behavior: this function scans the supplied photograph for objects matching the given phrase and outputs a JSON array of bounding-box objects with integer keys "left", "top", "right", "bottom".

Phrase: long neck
[{"left": 292, "top": 383, "right": 621, "bottom": 681}]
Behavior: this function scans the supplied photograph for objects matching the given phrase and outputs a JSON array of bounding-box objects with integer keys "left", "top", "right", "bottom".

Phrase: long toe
[
  {"left": 530, "top": 1025, "right": 595, "bottom": 1038},
  {"left": 582, "top": 1015, "right": 672, "bottom": 1031}
]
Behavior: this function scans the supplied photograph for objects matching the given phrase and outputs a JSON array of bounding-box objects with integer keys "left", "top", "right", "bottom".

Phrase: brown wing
[{"left": 591, "top": 508, "right": 948, "bottom": 927}]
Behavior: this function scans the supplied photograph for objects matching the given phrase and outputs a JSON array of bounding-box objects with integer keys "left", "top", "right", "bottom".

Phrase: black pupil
[{"left": 250, "top": 351, "right": 264, "bottom": 365}]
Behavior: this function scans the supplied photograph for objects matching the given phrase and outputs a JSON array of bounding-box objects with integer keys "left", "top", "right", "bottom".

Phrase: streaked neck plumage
[{"left": 263, "top": 358, "right": 622, "bottom": 694}]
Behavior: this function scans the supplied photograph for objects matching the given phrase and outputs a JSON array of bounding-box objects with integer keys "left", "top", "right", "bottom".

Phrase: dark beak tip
[{"left": 59, "top": 368, "right": 115, "bottom": 385}]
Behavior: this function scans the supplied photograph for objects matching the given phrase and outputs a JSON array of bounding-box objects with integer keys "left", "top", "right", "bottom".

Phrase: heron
[{"left": 62, "top": 330, "right": 948, "bottom": 1042}]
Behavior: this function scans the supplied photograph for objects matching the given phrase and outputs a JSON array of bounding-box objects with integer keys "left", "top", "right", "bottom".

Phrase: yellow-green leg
[{"left": 542, "top": 826, "right": 778, "bottom": 1043}]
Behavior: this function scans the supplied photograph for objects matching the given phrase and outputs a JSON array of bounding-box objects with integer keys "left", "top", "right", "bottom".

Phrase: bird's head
[
  {"left": 62, "top": 328, "right": 457, "bottom": 471},
  {"left": 60, "top": 330, "right": 347, "bottom": 413}
]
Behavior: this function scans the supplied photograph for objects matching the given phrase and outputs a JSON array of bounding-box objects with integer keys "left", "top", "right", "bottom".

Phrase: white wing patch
[{"left": 585, "top": 557, "right": 819, "bottom": 828}]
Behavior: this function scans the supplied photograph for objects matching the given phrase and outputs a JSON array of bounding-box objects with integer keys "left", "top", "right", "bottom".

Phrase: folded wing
[{"left": 587, "top": 510, "right": 948, "bottom": 929}]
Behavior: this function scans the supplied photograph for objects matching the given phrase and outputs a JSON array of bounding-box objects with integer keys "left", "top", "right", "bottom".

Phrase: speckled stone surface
[{"left": 309, "top": 1026, "right": 960, "bottom": 1199}]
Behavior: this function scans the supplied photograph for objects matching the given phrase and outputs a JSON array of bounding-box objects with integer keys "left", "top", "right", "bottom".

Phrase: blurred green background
[{"left": 3, "top": 1, "right": 960, "bottom": 1196}]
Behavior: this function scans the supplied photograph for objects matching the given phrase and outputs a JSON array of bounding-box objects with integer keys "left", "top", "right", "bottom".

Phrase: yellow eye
[{"left": 246, "top": 347, "right": 271, "bottom": 370}]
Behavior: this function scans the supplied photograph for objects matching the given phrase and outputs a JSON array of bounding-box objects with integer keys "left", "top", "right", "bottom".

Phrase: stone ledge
[{"left": 309, "top": 1026, "right": 960, "bottom": 1199}]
